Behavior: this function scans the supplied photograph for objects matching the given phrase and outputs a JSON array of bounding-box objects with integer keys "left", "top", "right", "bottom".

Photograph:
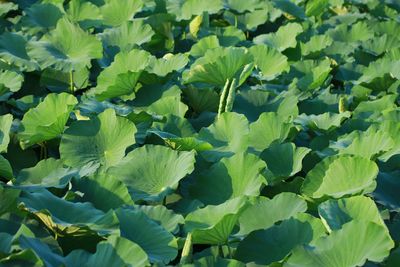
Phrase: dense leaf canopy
[{"left": 0, "top": 0, "right": 399, "bottom": 266}]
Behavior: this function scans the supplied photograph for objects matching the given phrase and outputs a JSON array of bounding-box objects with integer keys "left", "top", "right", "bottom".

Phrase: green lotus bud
[
  {"left": 339, "top": 96, "right": 346, "bottom": 113},
  {"left": 218, "top": 79, "right": 231, "bottom": 118},
  {"left": 225, "top": 78, "right": 237, "bottom": 113}
]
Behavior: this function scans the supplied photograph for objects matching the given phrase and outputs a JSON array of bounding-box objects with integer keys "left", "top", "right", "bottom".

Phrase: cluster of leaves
[{"left": 0, "top": 0, "right": 400, "bottom": 266}]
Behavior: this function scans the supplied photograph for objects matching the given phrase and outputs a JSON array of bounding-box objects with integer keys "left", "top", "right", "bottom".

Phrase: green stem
[
  {"left": 39, "top": 142, "right": 47, "bottom": 160},
  {"left": 69, "top": 70, "right": 74, "bottom": 93},
  {"left": 227, "top": 245, "right": 233, "bottom": 259},
  {"left": 234, "top": 15, "right": 238, "bottom": 27},
  {"left": 203, "top": 11, "right": 209, "bottom": 28},
  {"left": 180, "top": 233, "right": 193, "bottom": 264},
  {"left": 218, "top": 79, "right": 231, "bottom": 118}
]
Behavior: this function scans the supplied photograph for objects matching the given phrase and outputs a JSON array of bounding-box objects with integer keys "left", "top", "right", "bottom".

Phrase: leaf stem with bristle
[
  {"left": 180, "top": 233, "right": 193, "bottom": 264},
  {"left": 69, "top": 70, "right": 74, "bottom": 93}
]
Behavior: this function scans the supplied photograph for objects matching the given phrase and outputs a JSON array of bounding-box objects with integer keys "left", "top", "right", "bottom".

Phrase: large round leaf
[
  {"left": 166, "top": 0, "right": 224, "bottom": 21},
  {"left": 146, "top": 53, "right": 189, "bottom": 77},
  {"left": 295, "top": 112, "right": 351, "bottom": 132},
  {"left": 249, "top": 44, "right": 289, "bottom": 80},
  {"left": 332, "top": 126, "right": 395, "bottom": 159},
  {"left": 0, "top": 114, "right": 12, "bottom": 153},
  {"left": 14, "top": 158, "right": 77, "bottom": 189},
  {"left": 27, "top": 18, "right": 103, "bottom": 72},
  {"left": 318, "top": 196, "right": 386, "bottom": 232},
  {"left": 238, "top": 193, "right": 307, "bottom": 235},
  {"left": 373, "top": 171, "right": 400, "bottom": 212},
  {"left": 116, "top": 208, "right": 178, "bottom": 263},
  {"left": 19, "top": 189, "right": 116, "bottom": 236},
  {"left": 285, "top": 220, "right": 394, "bottom": 267},
  {"left": 302, "top": 155, "right": 379, "bottom": 199},
  {"left": 72, "top": 173, "right": 133, "bottom": 212},
  {"left": 184, "top": 197, "right": 248, "bottom": 245},
  {"left": 131, "top": 205, "right": 184, "bottom": 233},
  {"left": 60, "top": 108, "right": 137, "bottom": 168},
  {"left": 86, "top": 235, "right": 149, "bottom": 267},
  {"left": 0, "top": 32, "right": 39, "bottom": 71},
  {"left": 19, "top": 93, "right": 78, "bottom": 149},
  {"left": 248, "top": 112, "right": 292, "bottom": 151},
  {"left": 66, "top": 0, "right": 102, "bottom": 29},
  {"left": 254, "top": 23, "right": 303, "bottom": 52},
  {"left": 189, "top": 152, "right": 266, "bottom": 205},
  {"left": 99, "top": 20, "right": 154, "bottom": 51},
  {"left": 100, "top": 0, "right": 143, "bottom": 27},
  {"left": 260, "top": 142, "right": 310, "bottom": 184},
  {"left": 235, "top": 214, "right": 326, "bottom": 265},
  {"left": 198, "top": 112, "right": 249, "bottom": 161},
  {"left": 0, "top": 69, "right": 24, "bottom": 101},
  {"left": 0, "top": 155, "right": 13, "bottom": 180},
  {"left": 91, "top": 49, "right": 151, "bottom": 100},
  {"left": 183, "top": 47, "right": 253, "bottom": 87},
  {"left": 108, "top": 145, "right": 195, "bottom": 201}
]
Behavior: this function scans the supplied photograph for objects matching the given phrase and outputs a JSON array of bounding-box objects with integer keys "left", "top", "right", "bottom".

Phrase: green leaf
[
  {"left": 248, "top": 112, "right": 292, "bottom": 151},
  {"left": 305, "top": 0, "right": 329, "bottom": 17},
  {"left": 273, "top": 0, "right": 307, "bottom": 19},
  {"left": 166, "top": 0, "right": 224, "bottom": 21},
  {"left": 226, "top": 0, "right": 264, "bottom": 13},
  {"left": 116, "top": 208, "right": 178, "bottom": 263},
  {"left": 19, "top": 189, "right": 116, "bottom": 236},
  {"left": 146, "top": 53, "right": 188, "bottom": 77},
  {"left": 260, "top": 142, "right": 310, "bottom": 184},
  {"left": 100, "top": 0, "right": 143, "bottom": 26},
  {"left": 0, "top": 69, "right": 24, "bottom": 100},
  {"left": 18, "top": 236, "right": 64, "bottom": 267},
  {"left": 190, "top": 153, "right": 266, "bottom": 205},
  {"left": 20, "top": 3, "right": 63, "bottom": 31},
  {"left": 184, "top": 197, "right": 248, "bottom": 244},
  {"left": 132, "top": 205, "right": 184, "bottom": 233},
  {"left": 66, "top": 0, "right": 103, "bottom": 29},
  {"left": 149, "top": 130, "right": 213, "bottom": 152},
  {"left": 285, "top": 220, "right": 394, "bottom": 267},
  {"left": 86, "top": 235, "right": 149, "bottom": 267},
  {"left": 73, "top": 173, "right": 133, "bottom": 212},
  {"left": 373, "top": 171, "right": 400, "bottom": 212},
  {"left": 99, "top": 20, "right": 154, "bottom": 51},
  {"left": 60, "top": 108, "right": 137, "bottom": 168},
  {"left": 183, "top": 47, "right": 253, "bottom": 86},
  {"left": 254, "top": 23, "right": 303, "bottom": 52},
  {"left": 249, "top": 44, "right": 289, "bottom": 80},
  {"left": 19, "top": 93, "right": 78, "bottom": 149},
  {"left": 0, "top": 184, "right": 20, "bottom": 215},
  {"left": 189, "top": 35, "right": 220, "bottom": 57},
  {"left": 300, "top": 35, "right": 333, "bottom": 57},
  {"left": 27, "top": 18, "right": 103, "bottom": 72},
  {"left": 198, "top": 112, "right": 249, "bottom": 161},
  {"left": 194, "top": 256, "right": 245, "bottom": 267},
  {"left": 331, "top": 126, "right": 394, "bottom": 159},
  {"left": 0, "top": 155, "right": 13, "bottom": 180},
  {"left": 0, "top": 2, "right": 18, "bottom": 17},
  {"left": 238, "top": 193, "right": 307, "bottom": 235},
  {"left": 0, "top": 32, "right": 39, "bottom": 71},
  {"left": 295, "top": 112, "right": 351, "bottom": 132},
  {"left": 318, "top": 196, "right": 387, "bottom": 232},
  {"left": 108, "top": 145, "right": 195, "bottom": 201},
  {"left": 301, "top": 155, "right": 379, "bottom": 199},
  {"left": 91, "top": 49, "right": 151, "bottom": 100},
  {"left": 0, "top": 114, "right": 12, "bottom": 153},
  {"left": 15, "top": 158, "right": 76, "bottom": 189},
  {"left": 235, "top": 214, "right": 326, "bottom": 265}
]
